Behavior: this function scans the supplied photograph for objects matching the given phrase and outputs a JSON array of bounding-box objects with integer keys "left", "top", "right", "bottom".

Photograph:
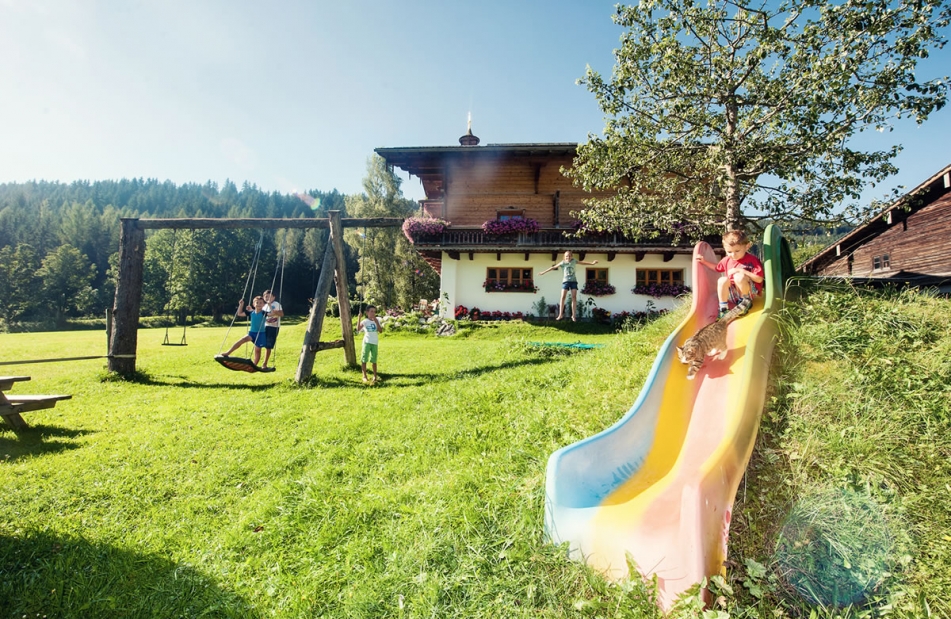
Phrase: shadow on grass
[
  {"left": 374, "top": 356, "right": 562, "bottom": 387},
  {"left": 0, "top": 531, "right": 259, "bottom": 618},
  {"left": 0, "top": 424, "right": 92, "bottom": 463}
]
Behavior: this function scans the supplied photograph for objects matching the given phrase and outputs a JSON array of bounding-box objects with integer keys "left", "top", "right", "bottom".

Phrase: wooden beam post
[
  {"left": 295, "top": 242, "right": 337, "bottom": 384},
  {"left": 328, "top": 211, "right": 357, "bottom": 366},
  {"left": 109, "top": 219, "right": 145, "bottom": 377}
]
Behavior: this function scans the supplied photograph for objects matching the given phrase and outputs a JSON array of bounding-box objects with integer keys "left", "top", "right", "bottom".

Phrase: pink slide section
[{"left": 544, "top": 225, "right": 792, "bottom": 609}]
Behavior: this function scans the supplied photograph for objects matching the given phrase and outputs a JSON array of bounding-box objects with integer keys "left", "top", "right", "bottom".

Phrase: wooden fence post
[
  {"left": 109, "top": 219, "right": 145, "bottom": 377},
  {"left": 295, "top": 242, "right": 337, "bottom": 384}
]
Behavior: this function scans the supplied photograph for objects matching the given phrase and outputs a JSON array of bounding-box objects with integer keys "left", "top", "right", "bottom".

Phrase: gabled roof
[
  {"left": 375, "top": 143, "right": 580, "bottom": 199},
  {"left": 799, "top": 162, "right": 951, "bottom": 275}
]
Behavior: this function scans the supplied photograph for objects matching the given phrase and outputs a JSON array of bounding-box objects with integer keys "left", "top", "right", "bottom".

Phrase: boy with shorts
[
  {"left": 696, "top": 229, "right": 765, "bottom": 319},
  {"left": 357, "top": 305, "right": 382, "bottom": 383}
]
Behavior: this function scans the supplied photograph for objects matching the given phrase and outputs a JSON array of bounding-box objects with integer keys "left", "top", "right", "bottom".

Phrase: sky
[{"left": 1, "top": 0, "right": 948, "bottom": 205}]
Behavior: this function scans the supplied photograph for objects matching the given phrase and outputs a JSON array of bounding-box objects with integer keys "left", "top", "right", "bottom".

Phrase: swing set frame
[{"left": 109, "top": 211, "right": 403, "bottom": 384}]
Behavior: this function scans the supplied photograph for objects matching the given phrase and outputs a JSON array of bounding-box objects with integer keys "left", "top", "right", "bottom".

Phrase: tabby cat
[{"left": 676, "top": 300, "right": 751, "bottom": 380}]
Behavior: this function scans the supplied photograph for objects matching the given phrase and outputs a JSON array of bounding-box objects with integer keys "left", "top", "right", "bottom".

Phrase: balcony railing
[{"left": 409, "top": 227, "right": 662, "bottom": 248}]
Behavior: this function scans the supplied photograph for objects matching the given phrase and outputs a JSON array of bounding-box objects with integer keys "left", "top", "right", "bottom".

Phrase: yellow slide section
[{"left": 544, "top": 225, "right": 793, "bottom": 609}]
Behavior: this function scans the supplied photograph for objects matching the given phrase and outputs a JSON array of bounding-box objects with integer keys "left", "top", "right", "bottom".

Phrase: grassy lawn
[
  {"left": 2, "top": 288, "right": 949, "bottom": 618},
  {"left": 0, "top": 315, "right": 675, "bottom": 618}
]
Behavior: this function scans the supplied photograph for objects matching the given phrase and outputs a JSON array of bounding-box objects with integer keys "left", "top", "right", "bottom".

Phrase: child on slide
[{"left": 695, "top": 229, "right": 764, "bottom": 319}]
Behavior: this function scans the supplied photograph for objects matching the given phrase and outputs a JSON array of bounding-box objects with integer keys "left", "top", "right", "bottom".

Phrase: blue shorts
[
  {"left": 264, "top": 326, "right": 279, "bottom": 349},
  {"left": 562, "top": 281, "right": 578, "bottom": 291},
  {"left": 249, "top": 331, "right": 267, "bottom": 347}
]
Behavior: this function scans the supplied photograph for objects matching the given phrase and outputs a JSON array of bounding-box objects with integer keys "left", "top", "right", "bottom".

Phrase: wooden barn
[
  {"left": 375, "top": 125, "right": 703, "bottom": 318},
  {"left": 799, "top": 163, "right": 951, "bottom": 292}
]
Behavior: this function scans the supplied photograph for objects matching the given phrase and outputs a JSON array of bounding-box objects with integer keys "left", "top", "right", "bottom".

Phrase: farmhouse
[
  {"left": 799, "top": 162, "right": 951, "bottom": 292},
  {"left": 376, "top": 127, "right": 702, "bottom": 318}
]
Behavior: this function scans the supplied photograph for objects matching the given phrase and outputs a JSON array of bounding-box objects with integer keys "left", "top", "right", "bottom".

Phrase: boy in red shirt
[{"left": 696, "top": 229, "right": 764, "bottom": 319}]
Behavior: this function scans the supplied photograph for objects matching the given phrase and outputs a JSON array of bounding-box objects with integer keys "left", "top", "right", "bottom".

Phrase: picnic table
[{"left": 0, "top": 376, "right": 72, "bottom": 431}]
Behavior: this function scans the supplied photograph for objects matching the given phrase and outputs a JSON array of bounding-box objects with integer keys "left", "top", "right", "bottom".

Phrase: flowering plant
[
  {"left": 483, "top": 279, "right": 537, "bottom": 293},
  {"left": 476, "top": 310, "right": 524, "bottom": 321},
  {"left": 402, "top": 217, "right": 450, "bottom": 242},
  {"left": 632, "top": 283, "right": 692, "bottom": 298},
  {"left": 581, "top": 280, "right": 616, "bottom": 296},
  {"left": 481, "top": 218, "right": 540, "bottom": 235},
  {"left": 454, "top": 305, "right": 469, "bottom": 319}
]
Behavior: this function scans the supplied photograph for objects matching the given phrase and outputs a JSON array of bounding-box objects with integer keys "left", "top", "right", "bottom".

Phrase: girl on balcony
[{"left": 540, "top": 250, "right": 599, "bottom": 321}]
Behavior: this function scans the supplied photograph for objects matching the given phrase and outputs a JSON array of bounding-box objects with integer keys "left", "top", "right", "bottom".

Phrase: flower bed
[
  {"left": 631, "top": 283, "right": 691, "bottom": 298},
  {"left": 474, "top": 310, "right": 524, "bottom": 321},
  {"left": 454, "top": 305, "right": 469, "bottom": 320},
  {"left": 402, "top": 217, "right": 450, "bottom": 243},
  {"left": 581, "top": 280, "right": 616, "bottom": 296},
  {"left": 481, "top": 218, "right": 540, "bottom": 235},
  {"left": 483, "top": 279, "right": 537, "bottom": 293}
]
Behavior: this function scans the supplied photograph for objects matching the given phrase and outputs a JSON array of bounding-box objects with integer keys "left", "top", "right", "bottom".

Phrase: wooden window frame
[
  {"left": 485, "top": 267, "right": 534, "bottom": 292},
  {"left": 636, "top": 268, "right": 684, "bottom": 286},
  {"left": 586, "top": 268, "right": 609, "bottom": 283}
]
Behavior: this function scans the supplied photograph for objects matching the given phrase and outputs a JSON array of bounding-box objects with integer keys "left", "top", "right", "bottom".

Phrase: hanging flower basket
[
  {"left": 481, "top": 218, "right": 540, "bottom": 235},
  {"left": 581, "top": 281, "right": 616, "bottom": 296},
  {"left": 402, "top": 217, "right": 450, "bottom": 243},
  {"left": 631, "top": 283, "right": 692, "bottom": 298}
]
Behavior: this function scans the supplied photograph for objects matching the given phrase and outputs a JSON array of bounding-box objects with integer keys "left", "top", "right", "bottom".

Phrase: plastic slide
[{"left": 544, "top": 225, "right": 794, "bottom": 610}]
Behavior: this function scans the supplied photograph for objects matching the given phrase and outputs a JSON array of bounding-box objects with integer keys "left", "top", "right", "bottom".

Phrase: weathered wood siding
[
  {"left": 820, "top": 191, "right": 951, "bottom": 277},
  {"left": 442, "top": 155, "right": 590, "bottom": 226}
]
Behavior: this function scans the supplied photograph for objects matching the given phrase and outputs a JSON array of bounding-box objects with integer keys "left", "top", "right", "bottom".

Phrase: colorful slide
[{"left": 544, "top": 225, "right": 794, "bottom": 610}]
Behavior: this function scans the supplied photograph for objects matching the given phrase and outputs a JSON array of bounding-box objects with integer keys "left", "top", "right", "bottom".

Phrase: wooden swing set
[{"left": 109, "top": 210, "right": 403, "bottom": 384}]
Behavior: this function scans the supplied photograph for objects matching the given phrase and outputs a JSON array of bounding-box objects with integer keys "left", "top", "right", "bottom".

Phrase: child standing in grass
[
  {"left": 357, "top": 305, "right": 382, "bottom": 383},
  {"left": 260, "top": 289, "right": 284, "bottom": 369},
  {"left": 220, "top": 296, "right": 268, "bottom": 365},
  {"left": 696, "top": 229, "right": 764, "bottom": 319}
]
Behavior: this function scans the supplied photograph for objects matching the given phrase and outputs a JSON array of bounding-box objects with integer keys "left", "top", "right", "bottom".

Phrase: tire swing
[{"left": 214, "top": 230, "right": 275, "bottom": 374}]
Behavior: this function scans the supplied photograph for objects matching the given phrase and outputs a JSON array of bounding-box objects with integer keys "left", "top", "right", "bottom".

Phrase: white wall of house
[{"left": 439, "top": 251, "right": 695, "bottom": 318}]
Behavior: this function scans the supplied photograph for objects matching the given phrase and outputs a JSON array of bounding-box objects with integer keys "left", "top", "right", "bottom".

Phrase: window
[
  {"left": 582, "top": 268, "right": 616, "bottom": 296},
  {"left": 636, "top": 269, "right": 684, "bottom": 287},
  {"left": 586, "top": 268, "right": 609, "bottom": 284},
  {"left": 485, "top": 267, "right": 534, "bottom": 292},
  {"left": 872, "top": 255, "right": 890, "bottom": 271},
  {"left": 882, "top": 254, "right": 890, "bottom": 269},
  {"left": 496, "top": 208, "right": 525, "bottom": 221}
]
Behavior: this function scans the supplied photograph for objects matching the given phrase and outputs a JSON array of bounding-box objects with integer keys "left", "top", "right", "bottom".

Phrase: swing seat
[{"left": 214, "top": 355, "right": 276, "bottom": 373}]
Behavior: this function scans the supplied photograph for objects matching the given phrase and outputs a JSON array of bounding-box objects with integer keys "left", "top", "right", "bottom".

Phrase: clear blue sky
[{"left": 1, "top": 0, "right": 948, "bottom": 204}]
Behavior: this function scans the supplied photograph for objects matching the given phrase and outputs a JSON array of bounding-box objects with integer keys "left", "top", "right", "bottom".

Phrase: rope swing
[{"left": 162, "top": 229, "right": 187, "bottom": 346}]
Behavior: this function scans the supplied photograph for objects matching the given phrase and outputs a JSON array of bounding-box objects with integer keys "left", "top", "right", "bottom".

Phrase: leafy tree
[
  {"left": 569, "top": 0, "right": 950, "bottom": 237},
  {"left": 37, "top": 244, "right": 97, "bottom": 321},
  {"left": 0, "top": 243, "right": 41, "bottom": 327},
  {"left": 344, "top": 156, "right": 439, "bottom": 310}
]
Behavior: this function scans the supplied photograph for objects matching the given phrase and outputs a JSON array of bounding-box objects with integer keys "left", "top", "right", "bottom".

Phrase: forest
[{"left": 0, "top": 157, "right": 440, "bottom": 331}]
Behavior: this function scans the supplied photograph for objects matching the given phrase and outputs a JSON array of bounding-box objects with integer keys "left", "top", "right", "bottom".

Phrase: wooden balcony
[{"left": 408, "top": 227, "right": 692, "bottom": 254}]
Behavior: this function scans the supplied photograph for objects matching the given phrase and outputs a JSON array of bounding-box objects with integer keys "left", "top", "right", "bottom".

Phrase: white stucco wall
[{"left": 439, "top": 252, "right": 694, "bottom": 318}]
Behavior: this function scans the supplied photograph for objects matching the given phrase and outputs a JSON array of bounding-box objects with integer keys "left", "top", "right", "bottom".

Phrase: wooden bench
[{"left": 0, "top": 376, "right": 72, "bottom": 431}]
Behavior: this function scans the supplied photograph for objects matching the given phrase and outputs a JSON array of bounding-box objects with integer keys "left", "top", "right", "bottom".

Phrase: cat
[{"left": 676, "top": 299, "right": 751, "bottom": 380}]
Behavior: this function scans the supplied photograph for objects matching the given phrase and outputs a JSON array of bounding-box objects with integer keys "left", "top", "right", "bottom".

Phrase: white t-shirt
[
  {"left": 360, "top": 318, "right": 379, "bottom": 345},
  {"left": 265, "top": 301, "right": 282, "bottom": 328}
]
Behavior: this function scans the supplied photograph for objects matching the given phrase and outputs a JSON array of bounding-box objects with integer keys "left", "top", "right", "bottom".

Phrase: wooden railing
[{"left": 411, "top": 227, "right": 653, "bottom": 248}]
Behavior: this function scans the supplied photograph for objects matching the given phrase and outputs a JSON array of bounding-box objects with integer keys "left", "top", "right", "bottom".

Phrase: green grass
[
  {"left": 2, "top": 287, "right": 949, "bottom": 618},
  {"left": 0, "top": 315, "right": 676, "bottom": 618}
]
